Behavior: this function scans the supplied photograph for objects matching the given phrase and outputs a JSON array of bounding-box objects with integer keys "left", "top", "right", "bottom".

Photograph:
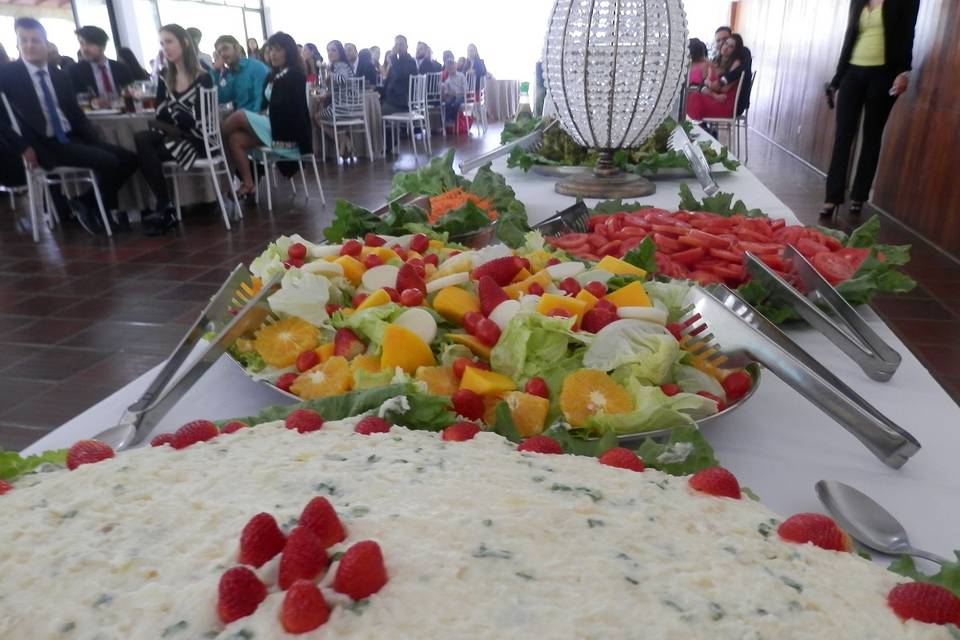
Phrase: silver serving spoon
[{"left": 815, "top": 480, "right": 950, "bottom": 565}]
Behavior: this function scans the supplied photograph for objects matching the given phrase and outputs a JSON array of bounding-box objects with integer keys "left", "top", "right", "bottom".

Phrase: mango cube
[
  {"left": 574, "top": 289, "right": 599, "bottom": 313},
  {"left": 460, "top": 367, "right": 516, "bottom": 396},
  {"left": 448, "top": 333, "right": 492, "bottom": 360},
  {"left": 356, "top": 288, "right": 391, "bottom": 311},
  {"left": 334, "top": 255, "right": 365, "bottom": 285},
  {"left": 380, "top": 325, "right": 436, "bottom": 373},
  {"left": 603, "top": 281, "right": 652, "bottom": 308},
  {"left": 504, "top": 271, "right": 551, "bottom": 299},
  {"left": 596, "top": 256, "right": 647, "bottom": 278},
  {"left": 432, "top": 286, "right": 481, "bottom": 325},
  {"left": 536, "top": 293, "right": 588, "bottom": 328}
]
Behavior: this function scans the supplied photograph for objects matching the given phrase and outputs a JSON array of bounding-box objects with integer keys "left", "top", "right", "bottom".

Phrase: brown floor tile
[
  {"left": 872, "top": 296, "right": 958, "bottom": 322},
  {"left": 887, "top": 318, "right": 960, "bottom": 349},
  {"left": 0, "top": 381, "right": 114, "bottom": 431},
  {"left": 4, "top": 318, "right": 92, "bottom": 345},
  {"left": 2, "top": 294, "right": 87, "bottom": 317},
  {"left": 0, "top": 423, "right": 56, "bottom": 451},
  {"left": 61, "top": 321, "right": 190, "bottom": 355},
  {"left": 60, "top": 297, "right": 192, "bottom": 323},
  {"left": 67, "top": 350, "right": 161, "bottom": 388},
  {"left": 0, "top": 342, "right": 42, "bottom": 369},
  {"left": 154, "top": 282, "right": 221, "bottom": 302},
  {"left": 0, "top": 376, "right": 56, "bottom": 414},
  {"left": 5, "top": 347, "right": 112, "bottom": 383}
]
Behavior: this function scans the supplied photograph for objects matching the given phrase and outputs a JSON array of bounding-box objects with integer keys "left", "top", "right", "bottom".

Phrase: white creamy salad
[{"left": 0, "top": 419, "right": 948, "bottom": 640}]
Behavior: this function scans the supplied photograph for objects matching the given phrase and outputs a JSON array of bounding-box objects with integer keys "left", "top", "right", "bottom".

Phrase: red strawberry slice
[
  {"left": 285, "top": 409, "right": 324, "bottom": 434},
  {"left": 451, "top": 389, "right": 484, "bottom": 421},
  {"left": 477, "top": 276, "right": 509, "bottom": 316},
  {"left": 333, "top": 540, "right": 389, "bottom": 600},
  {"left": 66, "top": 439, "right": 115, "bottom": 470},
  {"left": 217, "top": 566, "right": 267, "bottom": 624},
  {"left": 442, "top": 421, "right": 481, "bottom": 441},
  {"left": 0, "top": 479, "right": 12, "bottom": 495},
  {"left": 887, "top": 582, "right": 960, "bottom": 626},
  {"left": 150, "top": 433, "right": 175, "bottom": 447},
  {"left": 281, "top": 579, "right": 332, "bottom": 633},
  {"left": 471, "top": 256, "right": 524, "bottom": 286},
  {"left": 278, "top": 526, "right": 330, "bottom": 590},
  {"left": 298, "top": 496, "right": 347, "bottom": 548},
  {"left": 354, "top": 415, "right": 392, "bottom": 435},
  {"left": 688, "top": 466, "right": 742, "bottom": 499},
  {"left": 396, "top": 262, "right": 427, "bottom": 295},
  {"left": 171, "top": 420, "right": 219, "bottom": 450},
  {"left": 598, "top": 447, "right": 645, "bottom": 472},
  {"left": 524, "top": 377, "right": 549, "bottom": 399},
  {"left": 276, "top": 372, "right": 298, "bottom": 392},
  {"left": 334, "top": 328, "right": 365, "bottom": 360},
  {"left": 221, "top": 420, "right": 249, "bottom": 434},
  {"left": 581, "top": 308, "right": 618, "bottom": 333},
  {"left": 777, "top": 513, "right": 853, "bottom": 552},
  {"left": 517, "top": 435, "right": 563, "bottom": 454},
  {"left": 409, "top": 233, "right": 429, "bottom": 253},
  {"left": 296, "top": 349, "right": 320, "bottom": 372},
  {"left": 238, "top": 512, "right": 287, "bottom": 568}
]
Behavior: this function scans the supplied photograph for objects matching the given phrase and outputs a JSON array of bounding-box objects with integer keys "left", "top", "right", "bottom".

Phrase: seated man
[
  {"left": 381, "top": 34, "right": 417, "bottom": 116},
  {"left": 415, "top": 41, "right": 441, "bottom": 74},
  {"left": 440, "top": 59, "right": 466, "bottom": 128},
  {"left": 1, "top": 17, "right": 138, "bottom": 234},
  {"left": 212, "top": 35, "right": 269, "bottom": 112},
  {"left": 69, "top": 25, "right": 133, "bottom": 101}
]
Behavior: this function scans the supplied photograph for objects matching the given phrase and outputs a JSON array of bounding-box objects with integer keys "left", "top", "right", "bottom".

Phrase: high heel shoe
[
  {"left": 142, "top": 207, "right": 178, "bottom": 237},
  {"left": 818, "top": 203, "right": 838, "bottom": 219},
  {"left": 848, "top": 201, "right": 863, "bottom": 216}
]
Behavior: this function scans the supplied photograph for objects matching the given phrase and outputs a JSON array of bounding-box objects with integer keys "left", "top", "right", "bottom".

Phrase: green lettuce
[
  {"left": 542, "top": 424, "right": 619, "bottom": 457},
  {"left": 643, "top": 280, "right": 693, "bottom": 322},
  {"left": 490, "top": 312, "right": 590, "bottom": 385},
  {"left": 249, "top": 243, "right": 287, "bottom": 281},
  {"left": 267, "top": 269, "right": 332, "bottom": 327},
  {"left": 582, "top": 319, "right": 679, "bottom": 384},
  {"left": 678, "top": 183, "right": 765, "bottom": 218},
  {"left": 494, "top": 201, "right": 531, "bottom": 248},
  {"left": 0, "top": 448, "right": 67, "bottom": 482},
  {"left": 433, "top": 200, "right": 492, "bottom": 237},
  {"left": 673, "top": 364, "right": 725, "bottom": 399},
  {"left": 622, "top": 236, "right": 659, "bottom": 274},
  {"left": 635, "top": 426, "right": 720, "bottom": 476},
  {"left": 337, "top": 303, "right": 406, "bottom": 353},
  {"left": 323, "top": 199, "right": 384, "bottom": 243},
  {"left": 589, "top": 199, "right": 651, "bottom": 216},
  {"left": 384, "top": 391, "right": 458, "bottom": 431},
  {"left": 229, "top": 346, "right": 266, "bottom": 373},
  {"left": 388, "top": 148, "right": 466, "bottom": 199},
  {"left": 586, "top": 378, "right": 717, "bottom": 434}
]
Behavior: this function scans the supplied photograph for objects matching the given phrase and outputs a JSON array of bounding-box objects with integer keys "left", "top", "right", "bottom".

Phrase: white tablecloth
[
  {"left": 485, "top": 79, "right": 520, "bottom": 122},
  {"left": 25, "top": 134, "right": 960, "bottom": 561}
]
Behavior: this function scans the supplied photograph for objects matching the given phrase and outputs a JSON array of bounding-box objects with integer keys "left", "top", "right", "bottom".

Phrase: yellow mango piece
[
  {"left": 360, "top": 246, "right": 401, "bottom": 263},
  {"left": 428, "top": 240, "right": 444, "bottom": 251},
  {"left": 432, "top": 287, "right": 481, "bottom": 325},
  {"left": 415, "top": 366, "right": 459, "bottom": 396},
  {"left": 406, "top": 250, "right": 423, "bottom": 261},
  {"left": 603, "top": 281, "right": 651, "bottom": 308},
  {"left": 512, "top": 268, "right": 532, "bottom": 283},
  {"left": 316, "top": 343, "right": 335, "bottom": 362},
  {"left": 597, "top": 256, "right": 647, "bottom": 278},
  {"left": 575, "top": 289, "right": 599, "bottom": 313},
  {"left": 356, "top": 288, "right": 391, "bottom": 311},
  {"left": 460, "top": 367, "right": 516, "bottom": 396},
  {"left": 448, "top": 333, "right": 492, "bottom": 360},
  {"left": 340, "top": 308, "right": 355, "bottom": 318},
  {"left": 334, "top": 255, "right": 365, "bottom": 284},
  {"left": 536, "top": 293, "right": 588, "bottom": 328},
  {"left": 381, "top": 325, "right": 436, "bottom": 373},
  {"left": 504, "top": 270, "right": 551, "bottom": 299},
  {"left": 350, "top": 353, "right": 381, "bottom": 374}
]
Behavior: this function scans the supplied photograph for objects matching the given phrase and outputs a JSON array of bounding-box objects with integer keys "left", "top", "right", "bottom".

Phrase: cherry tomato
[
  {"left": 399, "top": 288, "right": 424, "bottom": 307},
  {"left": 463, "top": 311, "right": 484, "bottom": 334},
  {"left": 524, "top": 377, "right": 550, "bottom": 399},
  {"left": 406, "top": 258, "right": 426, "bottom": 278},
  {"left": 363, "top": 253, "right": 383, "bottom": 269},
  {"left": 296, "top": 349, "right": 320, "bottom": 372},
  {"left": 340, "top": 240, "right": 362, "bottom": 257},
  {"left": 325, "top": 303, "right": 341, "bottom": 315},
  {"left": 559, "top": 277, "right": 581, "bottom": 297},
  {"left": 546, "top": 258, "right": 561, "bottom": 266},
  {"left": 721, "top": 370, "right": 752, "bottom": 401},
  {"left": 409, "top": 233, "right": 429, "bottom": 253},
  {"left": 660, "top": 383, "right": 681, "bottom": 397},
  {"left": 276, "top": 372, "right": 298, "bottom": 392},
  {"left": 287, "top": 242, "right": 307, "bottom": 260},
  {"left": 364, "top": 233, "right": 386, "bottom": 247},
  {"left": 528, "top": 282, "right": 545, "bottom": 296},
  {"left": 383, "top": 287, "right": 401, "bottom": 303},
  {"left": 351, "top": 292, "right": 368, "bottom": 307},
  {"left": 584, "top": 281, "right": 607, "bottom": 298},
  {"left": 423, "top": 253, "right": 439, "bottom": 267},
  {"left": 697, "top": 391, "right": 727, "bottom": 412},
  {"left": 475, "top": 318, "right": 502, "bottom": 347}
]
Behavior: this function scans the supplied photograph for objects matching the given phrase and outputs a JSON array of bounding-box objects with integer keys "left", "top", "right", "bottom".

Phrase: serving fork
[
  {"left": 676, "top": 284, "right": 920, "bottom": 468},
  {"left": 667, "top": 125, "right": 719, "bottom": 196}
]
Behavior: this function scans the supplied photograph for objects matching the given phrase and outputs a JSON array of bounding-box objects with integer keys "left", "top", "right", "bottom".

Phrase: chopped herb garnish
[
  {"left": 92, "top": 593, "right": 113, "bottom": 607},
  {"left": 709, "top": 602, "right": 725, "bottom": 621},
  {"left": 350, "top": 506, "right": 370, "bottom": 517},
  {"left": 531, "top": 475, "right": 545, "bottom": 483},
  {"left": 367, "top": 454, "right": 381, "bottom": 463},
  {"left": 314, "top": 482, "right": 337, "bottom": 495},
  {"left": 482, "top": 519, "right": 493, "bottom": 527},
  {"left": 781, "top": 576, "right": 803, "bottom": 593},
  {"left": 625, "top": 576, "right": 639, "bottom": 585},
  {"left": 757, "top": 518, "right": 779, "bottom": 538},
  {"left": 224, "top": 630, "right": 254, "bottom": 640},
  {"left": 59, "top": 622, "right": 75, "bottom": 634},
  {"left": 587, "top": 519, "right": 605, "bottom": 528},
  {"left": 662, "top": 599, "right": 684, "bottom": 612},
  {"left": 161, "top": 621, "right": 188, "bottom": 637},
  {"left": 515, "top": 572, "right": 535, "bottom": 581},
  {"left": 61, "top": 510, "right": 78, "bottom": 519},
  {"left": 549, "top": 483, "right": 603, "bottom": 503},
  {"left": 331, "top": 551, "right": 345, "bottom": 562},
  {"left": 472, "top": 544, "right": 513, "bottom": 559},
  {"left": 346, "top": 599, "right": 371, "bottom": 615}
]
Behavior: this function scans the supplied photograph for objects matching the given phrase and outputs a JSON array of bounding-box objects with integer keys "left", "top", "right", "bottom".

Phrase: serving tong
[
  {"left": 744, "top": 245, "right": 901, "bottom": 381},
  {"left": 532, "top": 201, "right": 591, "bottom": 235},
  {"left": 457, "top": 119, "right": 558, "bottom": 175},
  {"left": 677, "top": 284, "right": 920, "bottom": 468},
  {"left": 94, "top": 269, "right": 282, "bottom": 451},
  {"left": 667, "top": 125, "right": 719, "bottom": 196}
]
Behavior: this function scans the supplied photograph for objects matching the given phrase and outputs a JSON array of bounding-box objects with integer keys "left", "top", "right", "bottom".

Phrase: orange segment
[
  {"left": 415, "top": 366, "right": 459, "bottom": 396},
  {"left": 316, "top": 343, "right": 335, "bottom": 362},
  {"left": 290, "top": 356, "right": 352, "bottom": 399},
  {"left": 254, "top": 317, "right": 319, "bottom": 368},
  {"left": 489, "top": 391, "right": 550, "bottom": 437},
  {"left": 350, "top": 354, "right": 381, "bottom": 375},
  {"left": 559, "top": 369, "right": 634, "bottom": 427}
]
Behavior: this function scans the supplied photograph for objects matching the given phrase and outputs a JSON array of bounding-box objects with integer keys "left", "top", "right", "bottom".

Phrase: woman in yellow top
[{"left": 821, "top": 0, "right": 920, "bottom": 218}]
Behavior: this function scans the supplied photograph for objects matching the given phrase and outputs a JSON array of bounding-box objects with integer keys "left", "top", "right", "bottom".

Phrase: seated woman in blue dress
[{"left": 221, "top": 31, "right": 312, "bottom": 198}]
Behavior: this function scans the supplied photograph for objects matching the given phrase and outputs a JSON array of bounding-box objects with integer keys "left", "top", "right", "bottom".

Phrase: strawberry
[
  {"left": 391, "top": 245, "right": 407, "bottom": 261},
  {"left": 442, "top": 421, "right": 481, "bottom": 441},
  {"left": 887, "top": 582, "right": 960, "bottom": 626},
  {"left": 217, "top": 566, "right": 267, "bottom": 624},
  {"left": 296, "top": 349, "right": 320, "bottom": 372},
  {"left": 278, "top": 526, "right": 330, "bottom": 590},
  {"left": 0, "top": 479, "right": 12, "bottom": 495},
  {"left": 150, "top": 433, "right": 175, "bottom": 447},
  {"left": 451, "top": 389, "right": 484, "bottom": 421},
  {"left": 777, "top": 513, "right": 852, "bottom": 552},
  {"left": 287, "top": 242, "right": 307, "bottom": 260},
  {"left": 584, "top": 281, "right": 607, "bottom": 298},
  {"left": 474, "top": 318, "right": 501, "bottom": 347},
  {"left": 364, "top": 233, "right": 386, "bottom": 247},
  {"left": 399, "top": 288, "right": 424, "bottom": 307},
  {"left": 276, "top": 372, "right": 298, "bottom": 392},
  {"left": 581, "top": 308, "right": 617, "bottom": 333},
  {"left": 221, "top": 420, "right": 249, "bottom": 434},
  {"left": 527, "top": 282, "right": 545, "bottom": 296},
  {"left": 721, "top": 370, "right": 752, "bottom": 401},
  {"left": 409, "top": 233, "right": 429, "bottom": 253},
  {"left": 524, "top": 377, "right": 549, "bottom": 399},
  {"left": 326, "top": 303, "right": 342, "bottom": 315},
  {"left": 363, "top": 253, "right": 384, "bottom": 269},
  {"left": 285, "top": 409, "right": 324, "bottom": 434},
  {"left": 559, "top": 277, "right": 581, "bottom": 297},
  {"left": 238, "top": 512, "right": 287, "bottom": 568},
  {"left": 471, "top": 256, "right": 524, "bottom": 286},
  {"left": 688, "top": 466, "right": 741, "bottom": 499},
  {"left": 477, "top": 276, "right": 509, "bottom": 316},
  {"left": 396, "top": 262, "right": 427, "bottom": 295},
  {"left": 281, "top": 579, "right": 331, "bottom": 633},
  {"left": 334, "top": 328, "right": 365, "bottom": 360},
  {"left": 406, "top": 258, "right": 426, "bottom": 278},
  {"left": 340, "top": 239, "right": 362, "bottom": 257},
  {"left": 333, "top": 540, "right": 388, "bottom": 600},
  {"left": 298, "top": 496, "right": 347, "bottom": 548},
  {"left": 546, "top": 257, "right": 560, "bottom": 266},
  {"left": 660, "top": 383, "right": 681, "bottom": 397},
  {"left": 171, "top": 420, "right": 219, "bottom": 450},
  {"left": 66, "top": 439, "right": 115, "bottom": 470},
  {"left": 517, "top": 435, "right": 563, "bottom": 454},
  {"left": 383, "top": 287, "right": 401, "bottom": 303},
  {"left": 354, "top": 415, "right": 391, "bottom": 435},
  {"left": 593, "top": 299, "right": 618, "bottom": 314},
  {"left": 598, "top": 447, "right": 645, "bottom": 472},
  {"left": 351, "top": 292, "right": 368, "bottom": 308},
  {"left": 423, "top": 253, "right": 439, "bottom": 267},
  {"left": 463, "top": 311, "right": 484, "bottom": 334}
]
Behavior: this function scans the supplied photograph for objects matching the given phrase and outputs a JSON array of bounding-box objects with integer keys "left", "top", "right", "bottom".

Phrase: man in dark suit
[
  {"left": 415, "top": 42, "right": 442, "bottom": 74},
  {"left": 381, "top": 35, "right": 418, "bottom": 115},
  {"left": 69, "top": 25, "right": 133, "bottom": 99},
  {"left": 1, "top": 18, "right": 138, "bottom": 233}
]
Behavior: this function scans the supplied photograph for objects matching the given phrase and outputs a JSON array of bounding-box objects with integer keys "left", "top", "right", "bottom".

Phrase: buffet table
[{"left": 24, "top": 140, "right": 960, "bottom": 562}]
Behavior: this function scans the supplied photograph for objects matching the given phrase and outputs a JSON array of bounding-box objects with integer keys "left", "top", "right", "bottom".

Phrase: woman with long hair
[
  {"left": 463, "top": 43, "right": 486, "bottom": 92},
  {"left": 133, "top": 24, "right": 213, "bottom": 235},
  {"left": 303, "top": 42, "right": 323, "bottom": 83},
  {"left": 685, "top": 34, "right": 746, "bottom": 121},
  {"left": 356, "top": 48, "right": 377, "bottom": 90},
  {"left": 317, "top": 40, "right": 356, "bottom": 158},
  {"left": 687, "top": 38, "right": 710, "bottom": 89},
  {"left": 221, "top": 31, "right": 312, "bottom": 197}
]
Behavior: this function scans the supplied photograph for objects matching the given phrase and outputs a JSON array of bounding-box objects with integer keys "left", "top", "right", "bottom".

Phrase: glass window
[
  {"left": 157, "top": 0, "right": 246, "bottom": 61},
  {"left": 73, "top": 0, "right": 117, "bottom": 59},
  {"left": 0, "top": 11, "right": 78, "bottom": 65}
]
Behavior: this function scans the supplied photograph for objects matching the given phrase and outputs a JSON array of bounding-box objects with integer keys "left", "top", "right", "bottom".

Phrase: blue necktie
[{"left": 36, "top": 69, "right": 68, "bottom": 143}]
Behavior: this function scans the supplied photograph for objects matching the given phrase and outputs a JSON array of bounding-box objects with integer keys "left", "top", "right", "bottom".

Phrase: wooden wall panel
[{"left": 735, "top": 0, "right": 960, "bottom": 257}]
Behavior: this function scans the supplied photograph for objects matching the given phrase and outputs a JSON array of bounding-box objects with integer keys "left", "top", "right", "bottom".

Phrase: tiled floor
[{"left": 0, "top": 127, "right": 958, "bottom": 451}]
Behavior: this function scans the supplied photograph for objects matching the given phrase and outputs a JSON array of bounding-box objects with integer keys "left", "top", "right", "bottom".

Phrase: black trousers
[
  {"left": 133, "top": 129, "right": 174, "bottom": 210},
  {"left": 825, "top": 65, "right": 898, "bottom": 205},
  {"left": 35, "top": 135, "right": 139, "bottom": 212}
]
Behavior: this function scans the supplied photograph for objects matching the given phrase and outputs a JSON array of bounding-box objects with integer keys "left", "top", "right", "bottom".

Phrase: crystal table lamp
[{"left": 543, "top": 0, "right": 689, "bottom": 197}]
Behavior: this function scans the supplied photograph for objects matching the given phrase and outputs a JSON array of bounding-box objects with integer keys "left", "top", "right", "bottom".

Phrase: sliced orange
[
  {"left": 415, "top": 366, "right": 459, "bottom": 396},
  {"left": 350, "top": 354, "right": 381, "bottom": 375},
  {"left": 290, "top": 356, "right": 352, "bottom": 399},
  {"left": 254, "top": 317, "right": 319, "bottom": 368},
  {"left": 483, "top": 391, "right": 549, "bottom": 437},
  {"left": 559, "top": 369, "right": 633, "bottom": 427}
]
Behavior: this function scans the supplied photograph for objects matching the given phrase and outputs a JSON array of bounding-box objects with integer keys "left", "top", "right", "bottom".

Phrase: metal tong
[
  {"left": 94, "top": 269, "right": 282, "bottom": 451},
  {"left": 745, "top": 246, "right": 901, "bottom": 381},
  {"left": 458, "top": 119, "right": 558, "bottom": 174},
  {"left": 532, "top": 201, "right": 591, "bottom": 235},
  {"left": 668, "top": 125, "right": 719, "bottom": 196},
  {"left": 370, "top": 192, "right": 430, "bottom": 217},
  {"left": 678, "top": 284, "right": 920, "bottom": 468}
]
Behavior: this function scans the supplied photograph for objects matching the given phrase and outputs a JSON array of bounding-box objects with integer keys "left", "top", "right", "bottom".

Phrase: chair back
[
  {"left": 424, "top": 72, "right": 442, "bottom": 107},
  {"left": 1, "top": 93, "right": 23, "bottom": 136},
  {"left": 738, "top": 70, "right": 758, "bottom": 119},
  {"left": 464, "top": 70, "right": 477, "bottom": 105},
  {"left": 331, "top": 76, "right": 366, "bottom": 122},
  {"left": 198, "top": 86, "right": 225, "bottom": 158},
  {"left": 407, "top": 74, "right": 428, "bottom": 117}
]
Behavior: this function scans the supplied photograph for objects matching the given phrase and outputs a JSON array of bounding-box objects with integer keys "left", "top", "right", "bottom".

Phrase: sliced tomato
[
  {"left": 670, "top": 247, "right": 706, "bottom": 265},
  {"left": 834, "top": 247, "right": 871, "bottom": 271},
  {"left": 549, "top": 233, "right": 590, "bottom": 248},
  {"left": 650, "top": 224, "right": 689, "bottom": 236},
  {"left": 653, "top": 233, "right": 683, "bottom": 253},
  {"left": 736, "top": 228, "right": 774, "bottom": 243},
  {"left": 656, "top": 254, "right": 690, "bottom": 279},
  {"left": 596, "top": 240, "right": 621, "bottom": 256},
  {"left": 795, "top": 237, "right": 830, "bottom": 258},
  {"left": 623, "top": 214, "right": 652, "bottom": 228},
  {"left": 736, "top": 218, "right": 773, "bottom": 238},
  {"left": 709, "top": 248, "right": 744, "bottom": 263},
  {"left": 770, "top": 218, "right": 787, "bottom": 230},
  {"left": 811, "top": 251, "right": 858, "bottom": 285},
  {"left": 620, "top": 226, "right": 650, "bottom": 237},
  {"left": 739, "top": 241, "right": 783, "bottom": 255},
  {"left": 710, "top": 264, "right": 746, "bottom": 282},
  {"left": 587, "top": 215, "right": 611, "bottom": 230},
  {"left": 773, "top": 226, "right": 804, "bottom": 245},
  {"left": 690, "top": 270, "right": 723, "bottom": 285},
  {"left": 587, "top": 235, "right": 606, "bottom": 250},
  {"left": 756, "top": 253, "right": 787, "bottom": 271},
  {"left": 687, "top": 229, "right": 731, "bottom": 249}
]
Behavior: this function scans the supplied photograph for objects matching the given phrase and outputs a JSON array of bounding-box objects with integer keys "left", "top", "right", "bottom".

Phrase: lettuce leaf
[
  {"left": 888, "top": 552, "right": 960, "bottom": 598},
  {"left": 589, "top": 199, "right": 651, "bottom": 216},
  {"left": 433, "top": 200, "right": 492, "bottom": 237},
  {"left": 338, "top": 303, "right": 407, "bottom": 353},
  {"left": 678, "top": 183, "right": 765, "bottom": 218},
  {"left": 494, "top": 201, "right": 531, "bottom": 248},
  {"left": 582, "top": 319, "right": 679, "bottom": 384},
  {"left": 846, "top": 214, "right": 880, "bottom": 248},
  {"left": 236, "top": 384, "right": 412, "bottom": 425},
  {"left": 267, "top": 269, "right": 332, "bottom": 327},
  {"left": 622, "top": 236, "right": 658, "bottom": 275},
  {"left": 643, "top": 280, "right": 694, "bottom": 322},
  {"left": 542, "top": 423, "right": 619, "bottom": 457},
  {"left": 585, "top": 379, "right": 717, "bottom": 434},
  {"left": 0, "top": 448, "right": 67, "bottom": 481},
  {"left": 490, "top": 312, "right": 590, "bottom": 384},
  {"left": 384, "top": 391, "right": 458, "bottom": 431},
  {"left": 635, "top": 426, "right": 720, "bottom": 476},
  {"left": 388, "top": 148, "right": 466, "bottom": 199},
  {"left": 323, "top": 199, "right": 384, "bottom": 243}
]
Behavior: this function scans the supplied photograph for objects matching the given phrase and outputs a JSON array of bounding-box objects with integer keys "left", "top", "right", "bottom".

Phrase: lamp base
[{"left": 553, "top": 171, "right": 655, "bottom": 199}]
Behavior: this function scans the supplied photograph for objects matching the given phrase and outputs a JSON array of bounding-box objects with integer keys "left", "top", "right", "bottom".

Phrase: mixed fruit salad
[{"left": 228, "top": 230, "right": 755, "bottom": 443}]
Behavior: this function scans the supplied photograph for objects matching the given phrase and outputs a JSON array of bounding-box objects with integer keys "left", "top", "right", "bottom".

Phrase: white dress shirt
[{"left": 22, "top": 59, "right": 72, "bottom": 138}]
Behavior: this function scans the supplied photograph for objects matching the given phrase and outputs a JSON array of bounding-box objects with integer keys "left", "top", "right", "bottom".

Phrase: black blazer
[
  {"left": 416, "top": 58, "right": 441, "bottom": 74},
  {"left": 831, "top": 0, "right": 921, "bottom": 88},
  {"left": 264, "top": 67, "right": 311, "bottom": 176},
  {"left": 0, "top": 59, "right": 99, "bottom": 154},
  {"left": 68, "top": 59, "right": 134, "bottom": 96}
]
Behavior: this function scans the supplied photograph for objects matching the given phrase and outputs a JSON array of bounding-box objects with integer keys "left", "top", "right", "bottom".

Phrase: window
[{"left": 156, "top": 0, "right": 261, "bottom": 59}]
